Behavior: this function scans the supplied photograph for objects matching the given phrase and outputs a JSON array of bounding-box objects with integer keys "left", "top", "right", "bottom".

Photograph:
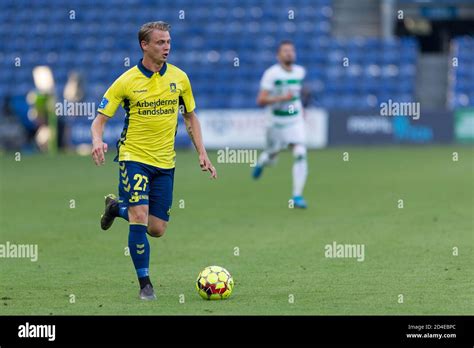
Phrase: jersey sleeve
[
  {"left": 97, "top": 75, "right": 125, "bottom": 117},
  {"left": 179, "top": 73, "right": 196, "bottom": 113},
  {"left": 259, "top": 68, "right": 274, "bottom": 91}
]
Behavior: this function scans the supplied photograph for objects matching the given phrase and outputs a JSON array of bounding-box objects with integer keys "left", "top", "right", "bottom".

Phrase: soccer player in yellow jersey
[{"left": 90, "top": 21, "right": 217, "bottom": 300}]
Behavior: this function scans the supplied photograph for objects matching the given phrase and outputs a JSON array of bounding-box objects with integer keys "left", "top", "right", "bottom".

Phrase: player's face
[
  {"left": 277, "top": 44, "right": 296, "bottom": 65},
  {"left": 143, "top": 29, "right": 171, "bottom": 63}
]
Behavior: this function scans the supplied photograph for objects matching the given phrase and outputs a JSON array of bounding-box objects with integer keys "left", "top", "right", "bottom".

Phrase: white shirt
[{"left": 259, "top": 63, "right": 306, "bottom": 125}]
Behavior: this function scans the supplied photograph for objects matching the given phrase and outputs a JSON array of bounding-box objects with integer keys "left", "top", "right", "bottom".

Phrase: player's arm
[
  {"left": 91, "top": 113, "right": 110, "bottom": 166},
  {"left": 256, "top": 69, "right": 293, "bottom": 106},
  {"left": 300, "top": 68, "right": 310, "bottom": 119},
  {"left": 300, "top": 86, "right": 310, "bottom": 119},
  {"left": 256, "top": 89, "right": 294, "bottom": 106},
  {"left": 182, "top": 111, "right": 217, "bottom": 179},
  {"left": 179, "top": 73, "right": 216, "bottom": 178},
  {"left": 91, "top": 77, "right": 124, "bottom": 166}
]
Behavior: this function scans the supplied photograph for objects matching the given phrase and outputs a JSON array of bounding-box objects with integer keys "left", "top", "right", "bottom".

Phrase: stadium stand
[
  {"left": 449, "top": 36, "right": 474, "bottom": 108},
  {"left": 0, "top": 0, "right": 424, "bottom": 110}
]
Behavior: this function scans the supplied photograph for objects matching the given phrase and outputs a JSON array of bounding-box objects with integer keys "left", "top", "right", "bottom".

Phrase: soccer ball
[{"left": 196, "top": 265, "right": 234, "bottom": 300}]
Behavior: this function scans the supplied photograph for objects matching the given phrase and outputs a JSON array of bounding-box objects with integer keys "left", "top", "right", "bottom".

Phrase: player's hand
[
  {"left": 92, "top": 140, "right": 108, "bottom": 166},
  {"left": 279, "top": 92, "right": 294, "bottom": 102},
  {"left": 199, "top": 153, "right": 217, "bottom": 179}
]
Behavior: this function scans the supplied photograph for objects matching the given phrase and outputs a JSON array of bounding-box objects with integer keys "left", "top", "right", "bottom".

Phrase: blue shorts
[{"left": 118, "top": 161, "right": 175, "bottom": 221}]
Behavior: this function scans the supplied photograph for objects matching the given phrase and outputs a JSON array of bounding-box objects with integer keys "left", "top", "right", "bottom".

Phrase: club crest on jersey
[{"left": 169, "top": 83, "right": 176, "bottom": 93}]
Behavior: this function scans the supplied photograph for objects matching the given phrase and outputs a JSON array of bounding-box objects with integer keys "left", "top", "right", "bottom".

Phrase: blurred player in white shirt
[{"left": 253, "top": 40, "right": 308, "bottom": 209}]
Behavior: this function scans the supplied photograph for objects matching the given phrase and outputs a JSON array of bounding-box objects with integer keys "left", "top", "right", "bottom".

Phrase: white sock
[
  {"left": 258, "top": 151, "right": 278, "bottom": 167},
  {"left": 292, "top": 145, "right": 308, "bottom": 197},
  {"left": 257, "top": 151, "right": 270, "bottom": 167},
  {"left": 292, "top": 159, "right": 307, "bottom": 196}
]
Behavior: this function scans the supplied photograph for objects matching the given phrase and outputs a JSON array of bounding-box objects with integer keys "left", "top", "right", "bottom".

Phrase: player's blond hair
[{"left": 138, "top": 21, "right": 171, "bottom": 51}]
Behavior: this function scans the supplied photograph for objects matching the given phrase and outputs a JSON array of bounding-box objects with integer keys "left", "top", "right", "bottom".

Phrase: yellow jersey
[{"left": 97, "top": 59, "right": 196, "bottom": 168}]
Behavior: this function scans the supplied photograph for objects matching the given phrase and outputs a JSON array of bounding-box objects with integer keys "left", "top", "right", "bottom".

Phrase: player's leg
[
  {"left": 285, "top": 120, "right": 308, "bottom": 208},
  {"left": 100, "top": 162, "right": 130, "bottom": 230},
  {"left": 119, "top": 161, "right": 155, "bottom": 300},
  {"left": 147, "top": 167, "right": 174, "bottom": 237},
  {"left": 147, "top": 215, "right": 167, "bottom": 238},
  {"left": 100, "top": 193, "right": 120, "bottom": 230},
  {"left": 253, "top": 126, "right": 281, "bottom": 179},
  {"left": 290, "top": 143, "right": 308, "bottom": 208},
  {"left": 100, "top": 195, "right": 129, "bottom": 230},
  {"left": 127, "top": 204, "right": 155, "bottom": 300}
]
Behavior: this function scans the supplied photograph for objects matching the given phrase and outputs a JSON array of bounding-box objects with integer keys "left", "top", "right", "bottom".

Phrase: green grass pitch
[{"left": 0, "top": 146, "right": 473, "bottom": 315}]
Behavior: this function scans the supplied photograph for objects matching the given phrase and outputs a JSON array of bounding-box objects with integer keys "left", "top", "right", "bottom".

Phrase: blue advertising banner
[{"left": 328, "top": 109, "right": 454, "bottom": 145}]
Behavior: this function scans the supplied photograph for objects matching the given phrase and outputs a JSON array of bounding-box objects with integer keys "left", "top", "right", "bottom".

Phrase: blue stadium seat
[
  {"left": 1, "top": 0, "right": 425, "bottom": 111},
  {"left": 449, "top": 36, "right": 474, "bottom": 108}
]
